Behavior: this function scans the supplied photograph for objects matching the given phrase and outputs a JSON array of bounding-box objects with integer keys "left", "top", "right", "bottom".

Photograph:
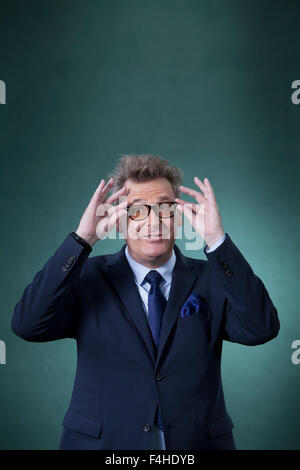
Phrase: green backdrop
[{"left": 0, "top": 0, "right": 299, "bottom": 449}]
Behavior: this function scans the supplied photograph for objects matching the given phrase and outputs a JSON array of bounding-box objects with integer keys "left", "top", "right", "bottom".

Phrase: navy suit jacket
[{"left": 11, "top": 232, "right": 280, "bottom": 450}]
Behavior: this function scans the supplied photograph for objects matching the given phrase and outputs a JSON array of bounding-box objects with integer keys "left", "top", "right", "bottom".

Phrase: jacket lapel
[
  {"left": 102, "top": 245, "right": 157, "bottom": 366},
  {"left": 155, "top": 244, "right": 198, "bottom": 370},
  {"left": 101, "top": 243, "right": 200, "bottom": 371}
]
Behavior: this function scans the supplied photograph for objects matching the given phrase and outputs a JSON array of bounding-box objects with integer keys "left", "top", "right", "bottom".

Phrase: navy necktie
[{"left": 144, "top": 270, "right": 167, "bottom": 432}]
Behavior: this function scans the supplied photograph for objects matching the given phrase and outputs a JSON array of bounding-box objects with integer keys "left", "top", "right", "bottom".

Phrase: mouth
[{"left": 141, "top": 234, "right": 164, "bottom": 240}]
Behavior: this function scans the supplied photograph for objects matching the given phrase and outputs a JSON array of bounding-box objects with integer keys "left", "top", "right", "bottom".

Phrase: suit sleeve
[
  {"left": 204, "top": 233, "right": 280, "bottom": 346},
  {"left": 11, "top": 233, "right": 92, "bottom": 342}
]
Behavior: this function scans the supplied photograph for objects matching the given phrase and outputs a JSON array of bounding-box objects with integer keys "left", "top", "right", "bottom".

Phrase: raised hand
[
  {"left": 75, "top": 178, "right": 129, "bottom": 247},
  {"left": 175, "top": 177, "right": 225, "bottom": 249}
]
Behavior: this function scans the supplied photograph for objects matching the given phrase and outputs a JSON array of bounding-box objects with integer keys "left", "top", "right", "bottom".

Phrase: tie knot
[{"left": 144, "top": 270, "right": 164, "bottom": 286}]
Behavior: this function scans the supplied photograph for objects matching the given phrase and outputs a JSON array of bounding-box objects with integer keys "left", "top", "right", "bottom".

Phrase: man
[{"left": 11, "top": 154, "right": 280, "bottom": 450}]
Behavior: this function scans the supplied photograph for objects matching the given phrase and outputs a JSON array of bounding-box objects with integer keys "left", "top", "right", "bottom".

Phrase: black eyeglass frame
[{"left": 126, "top": 201, "right": 178, "bottom": 221}]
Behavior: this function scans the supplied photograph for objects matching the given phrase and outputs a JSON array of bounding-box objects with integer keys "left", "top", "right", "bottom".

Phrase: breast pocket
[{"left": 177, "top": 310, "right": 212, "bottom": 344}]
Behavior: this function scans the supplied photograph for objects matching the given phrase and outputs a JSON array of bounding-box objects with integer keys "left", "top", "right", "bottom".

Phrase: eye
[
  {"left": 128, "top": 204, "right": 148, "bottom": 220},
  {"left": 159, "top": 202, "right": 176, "bottom": 217}
]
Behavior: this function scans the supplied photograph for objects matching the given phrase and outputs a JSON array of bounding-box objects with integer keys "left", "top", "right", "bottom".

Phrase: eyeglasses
[{"left": 127, "top": 202, "right": 178, "bottom": 221}]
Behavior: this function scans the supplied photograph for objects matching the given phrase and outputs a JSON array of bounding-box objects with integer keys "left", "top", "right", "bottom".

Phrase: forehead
[{"left": 125, "top": 177, "right": 175, "bottom": 203}]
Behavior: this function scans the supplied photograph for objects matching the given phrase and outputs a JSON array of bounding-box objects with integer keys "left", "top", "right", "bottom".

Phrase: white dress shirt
[{"left": 124, "top": 234, "right": 226, "bottom": 449}]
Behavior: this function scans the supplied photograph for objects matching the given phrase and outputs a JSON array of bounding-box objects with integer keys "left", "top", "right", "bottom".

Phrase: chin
[{"left": 141, "top": 240, "right": 171, "bottom": 258}]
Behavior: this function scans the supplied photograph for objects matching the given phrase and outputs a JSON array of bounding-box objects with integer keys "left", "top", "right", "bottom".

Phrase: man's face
[{"left": 121, "top": 177, "right": 181, "bottom": 265}]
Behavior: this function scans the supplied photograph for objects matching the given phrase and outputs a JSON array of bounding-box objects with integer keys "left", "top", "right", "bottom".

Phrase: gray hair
[{"left": 107, "top": 154, "right": 183, "bottom": 198}]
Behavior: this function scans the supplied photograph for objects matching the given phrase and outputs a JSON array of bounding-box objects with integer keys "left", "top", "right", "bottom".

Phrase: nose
[{"left": 146, "top": 206, "right": 161, "bottom": 232}]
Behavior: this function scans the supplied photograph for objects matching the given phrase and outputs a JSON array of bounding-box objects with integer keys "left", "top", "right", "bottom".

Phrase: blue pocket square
[{"left": 180, "top": 294, "right": 209, "bottom": 318}]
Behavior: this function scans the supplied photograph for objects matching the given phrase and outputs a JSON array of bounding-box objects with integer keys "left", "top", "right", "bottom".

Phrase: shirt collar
[{"left": 125, "top": 244, "right": 176, "bottom": 286}]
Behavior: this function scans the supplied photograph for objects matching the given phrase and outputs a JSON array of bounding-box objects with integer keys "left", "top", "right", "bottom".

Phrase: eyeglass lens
[{"left": 128, "top": 202, "right": 176, "bottom": 220}]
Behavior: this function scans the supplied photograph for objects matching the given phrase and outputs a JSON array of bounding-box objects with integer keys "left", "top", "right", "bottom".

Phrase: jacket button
[
  {"left": 144, "top": 424, "right": 151, "bottom": 432},
  {"left": 155, "top": 374, "right": 164, "bottom": 382},
  {"left": 225, "top": 269, "right": 233, "bottom": 277}
]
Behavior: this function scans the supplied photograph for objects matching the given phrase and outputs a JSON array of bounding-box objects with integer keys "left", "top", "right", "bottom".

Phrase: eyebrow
[{"left": 130, "top": 196, "right": 172, "bottom": 204}]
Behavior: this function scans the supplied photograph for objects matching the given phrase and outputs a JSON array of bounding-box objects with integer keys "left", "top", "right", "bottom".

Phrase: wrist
[
  {"left": 73, "top": 231, "right": 95, "bottom": 248},
  {"left": 205, "top": 231, "right": 225, "bottom": 250}
]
